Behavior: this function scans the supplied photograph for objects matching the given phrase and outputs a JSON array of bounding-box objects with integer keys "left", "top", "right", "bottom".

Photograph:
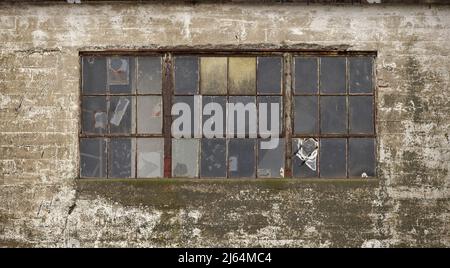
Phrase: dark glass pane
[
  {"left": 82, "top": 96, "right": 108, "bottom": 134},
  {"left": 294, "top": 96, "right": 318, "bottom": 135},
  {"left": 200, "top": 139, "right": 227, "bottom": 178},
  {"left": 137, "top": 56, "right": 162, "bottom": 94},
  {"left": 108, "top": 56, "right": 134, "bottom": 94},
  {"left": 109, "top": 96, "right": 134, "bottom": 134},
  {"left": 320, "top": 96, "right": 347, "bottom": 134},
  {"left": 257, "top": 57, "right": 282, "bottom": 94},
  {"left": 228, "top": 96, "right": 257, "bottom": 138},
  {"left": 202, "top": 96, "right": 226, "bottom": 138},
  {"left": 172, "top": 96, "right": 201, "bottom": 138},
  {"left": 228, "top": 139, "right": 256, "bottom": 178},
  {"left": 319, "top": 138, "right": 346, "bottom": 178},
  {"left": 348, "top": 138, "right": 375, "bottom": 177},
  {"left": 137, "top": 138, "right": 164, "bottom": 178},
  {"left": 349, "top": 57, "right": 373, "bottom": 93},
  {"left": 82, "top": 56, "right": 107, "bottom": 94},
  {"left": 258, "top": 138, "right": 284, "bottom": 178},
  {"left": 292, "top": 138, "right": 319, "bottom": 178},
  {"left": 172, "top": 139, "right": 199, "bottom": 178},
  {"left": 320, "top": 57, "right": 346, "bottom": 93},
  {"left": 108, "top": 138, "right": 134, "bottom": 178},
  {"left": 80, "top": 138, "right": 107, "bottom": 178},
  {"left": 349, "top": 96, "right": 374, "bottom": 134},
  {"left": 258, "top": 96, "right": 282, "bottom": 136},
  {"left": 294, "top": 57, "right": 318, "bottom": 94},
  {"left": 175, "top": 56, "right": 198, "bottom": 94}
]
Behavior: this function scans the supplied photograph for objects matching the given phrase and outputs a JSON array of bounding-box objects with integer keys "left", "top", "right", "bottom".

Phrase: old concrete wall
[{"left": 0, "top": 2, "right": 449, "bottom": 247}]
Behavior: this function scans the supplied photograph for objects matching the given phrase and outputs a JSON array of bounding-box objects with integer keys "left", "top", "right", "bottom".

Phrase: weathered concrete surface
[{"left": 0, "top": 3, "right": 449, "bottom": 247}]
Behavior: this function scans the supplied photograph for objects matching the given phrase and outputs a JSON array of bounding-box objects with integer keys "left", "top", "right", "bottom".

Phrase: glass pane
[
  {"left": 82, "top": 96, "right": 107, "bottom": 134},
  {"left": 258, "top": 138, "right": 284, "bottom": 178},
  {"left": 294, "top": 96, "right": 318, "bottom": 135},
  {"left": 108, "top": 56, "right": 134, "bottom": 94},
  {"left": 200, "top": 57, "right": 227, "bottom": 95},
  {"left": 320, "top": 96, "right": 347, "bottom": 134},
  {"left": 292, "top": 138, "right": 319, "bottom": 178},
  {"left": 109, "top": 96, "right": 135, "bottom": 134},
  {"left": 258, "top": 96, "right": 283, "bottom": 136},
  {"left": 172, "top": 96, "right": 201, "bottom": 138},
  {"left": 82, "top": 56, "right": 107, "bottom": 94},
  {"left": 137, "top": 138, "right": 164, "bottom": 178},
  {"left": 228, "top": 96, "right": 257, "bottom": 138},
  {"left": 174, "top": 56, "right": 198, "bottom": 94},
  {"left": 349, "top": 96, "right": 374, "bottom": 134},
  {"left": 228, "top": 57, "right": 256, "bottom": 95},
  {"left": 202, "top": 96, "right": 226, "bottom": 138},
  {"left": 108, "top": 138, "right": 135, "bottom": 178},
  {"left": 320, "top": 57, "right": 346, "bottom": 94},
  {"left": 294, "top": 57, "right": 318, "bottom": 94},
  {"left": 80, "top": 138, "right": 107, "bottom": 178},
  {"left": 137, "top": 96, "right": 162, "bottom": 134},
  {"left": 137, "top": 56, "right": 162, "bottom": 94},
  {"left": 201, "top": 138, "right": 227, "bottom": 178},
  {"left": 349, "top": 57, "right": 373, "bottom": 93},
  {"left": 257, "top": 56, "right": 282, "bottom": 94},
  {"left": 348, "top": 138, "right": 375, "bottom": 177},
  {"left": 319, "top": 138, "right": 346, "bottom": 178},
  {"left": 172, "top": 139, "right": 199, "bottom": 177},
  {"left": 228, "top": 139, "right": 256, "bottom": 178}
]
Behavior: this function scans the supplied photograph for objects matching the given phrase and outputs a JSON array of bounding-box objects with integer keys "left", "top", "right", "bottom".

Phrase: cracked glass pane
[
  {"left": 294, "top": 96, "right": 318, "bottom": 135},
  {"left": 82, "top": 96, "right": 108, "bottom": 134},
  {"left": 228, "top": 57, "right": 256, "bottom": 95},
  {"left": 80, "top": 138, "right": 107, "bottom": 178},
  {"left": 292, "top": 138, "right": 319, "bottom": 178},
  {"left": 320, "top": 57, "right": 346, "bottom": 93},
  {"left": 200, "top": 57, "right": 227, "bottom": 95},
  {"left": 82, "top": 56, "right": 107, "bottom": 94},
  {"left": 137, "top": 96, "right": 162, "bottom": 134},
  {"left": 202, "top": 96, "right": 226, "bottom": 138},
  {"left": 258, "top": 96, "right": 283, "bottom": 136},
  {"left": 175, "top": 56, "right": 198, "bottom": 94},
  {"left": 294, "top": 57, "right": 318, "bottom": 94},
  {"left": 108, "top": 138, "right": 135, "bottom": 178},
  {"left": 137, "top": 138, "right": 164, "bottom": 178},
  {"left": 200, "top": 138, "right": 227, "bottom": 178},
  {"left": 319, "top": 138, "right": 347, "bottom": 178},
  {"left": 108, "top": 56, "right": 134, "bottom": 94},
  {"left": 109, "top": 96, "right": 135, "bottom": 134},
  {"left": 172, "top": 139, "right": 199, "bottom": 178},
  {"left": 137, "top": 56, "right": 162, "bottom": 94},
  {"left": 257, "top": 56, "right": 282, "bottom": 94},
  {"left": 349, "top": 96, "right": 374, "bottom": 134},
  {"left": 320, "top": 96, "right": 347, "bottom": 134},
  {"left": 348, "top": 138, "right": 375, "bottom": 177},
  {"left": 228, "top": 139, "right": 256, "bottom": 178},
  {"left": 258, "top": 138, "right": 284, "bottom": 178},
  {"left": 349, "top": 57, "right": 373, "bottom": 93}
]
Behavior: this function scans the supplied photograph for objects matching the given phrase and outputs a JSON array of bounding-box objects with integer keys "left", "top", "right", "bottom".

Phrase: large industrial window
[{"left": 79, "top": 51, "right": 376, "bottom": 179}]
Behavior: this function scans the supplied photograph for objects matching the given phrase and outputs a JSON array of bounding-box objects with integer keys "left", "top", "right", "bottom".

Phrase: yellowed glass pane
[
  {"left": 200, "top": 57, "right": 227, "bottom": 95},
  {"left": 228, "top": 57, "right": 256, "bottom": 95}
]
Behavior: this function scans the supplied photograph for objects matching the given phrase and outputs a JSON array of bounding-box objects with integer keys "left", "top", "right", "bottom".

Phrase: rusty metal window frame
[{"left": 78, "top": 50, "right": 377, "bottom": 179}]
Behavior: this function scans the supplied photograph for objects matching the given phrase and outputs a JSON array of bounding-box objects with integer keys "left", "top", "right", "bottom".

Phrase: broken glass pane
[
  {"left": 258, "top": 138, "right": 284, "bottom": 178},
  {"left": 320, "top": 57, "right": 346, "bottom": 94},
  {"left": 228, "top": 96, "right": 257, "bottom": 138},
  {"left": 137, "top": 96, "right": 162, "bottom": 134},
  {"left": 174, "top": 56, "right": 198, "bottom": 94},
  {"left": 319, "top": 138, "right": 346, "bottom": 178},
  {"left": 80, "top": 138, "right": 107, "bottom": 178},
  {"left": 108, "top": 56, "right": 134, "bottom": 94},
  {"left": 320, "top": 96, "right": 347, "bottom": 134},
  {"left": 137, "top": 56, "right": 162, "bottom": 94},
  {"left": 200, "top": 57, "right": 227, "bottom": 95},
  {"left": 228, "top": 57, "right": 256, "bottom": 95},
  {"left": 349, "top": 96, "right": 374, "bottom": 134},
  {"left": 82, "top": 96, "right": 107, "bottom": 134},
  {"left": 172, "top": 139, "right": 199, "bottom": 177},
  {"left": 109, "top": 96, "right": 135, "bottom": 134},
  {"left": 200, "top": 138, "right": 227, "bottom": 178},
  {"left": 292, "top": 138, "right": 319, "bottom": 178},
  {"left": 228, "top": 139, "right": 256, "bottom": 178},
  {"left": 202, "top": 96, "right": 226, "bottom": 138},
  {"left": 172, "top": 96, "right": 201, "bottom": 138},
  {"left": 294, "top": 57, "right": 318, "bottom": 94},
  {"left": 137, "top": 138, "right": 164, "bottom": 178},
  {"left": 82, "top": 56, "right": 107, "bottom": 94},
  {"left": 349, "top": 57, "right": 373, "bottom": 93},
  {"left": 348, "top": 138, "right": 375, "bottom": 177},
  {"left": 108, "top": 138, "right": 135, "bottom": 178},
  {"left": 258, "top": 96, "right": 283, "bottom": 136},
  {"left": 294, "top": 96, "right": 318, "bottom": 135},
  {"left": 257, "top": 56, "right": 282, "bottom": 94}
]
